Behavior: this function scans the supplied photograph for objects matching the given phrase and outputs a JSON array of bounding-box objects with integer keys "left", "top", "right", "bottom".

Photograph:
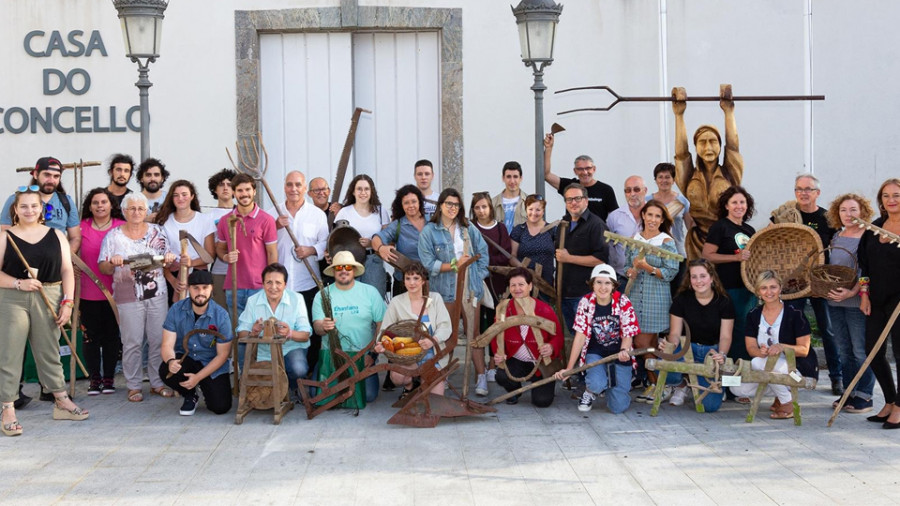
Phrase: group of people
[{"left": 3, "top": 94, "right": 900, "bottom": 436}]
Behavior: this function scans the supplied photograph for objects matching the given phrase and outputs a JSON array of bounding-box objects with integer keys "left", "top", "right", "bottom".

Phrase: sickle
[
  {"left": 73, "top": 255, "right": 120, "bottom": 326},
  {"left": 182, "top": 231, "right": 215, "bottom": 265}
]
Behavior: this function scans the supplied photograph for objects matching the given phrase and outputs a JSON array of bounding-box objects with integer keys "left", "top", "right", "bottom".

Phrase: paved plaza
[{"left": 3, "top": 351, "right": 899, "bottom": 506}]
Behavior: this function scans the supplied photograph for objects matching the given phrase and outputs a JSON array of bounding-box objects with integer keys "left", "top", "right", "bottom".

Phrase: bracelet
[
  {"left": 450, "top": 258, "right": 458, "bottom": 272},
  {"left": 60, "top": 301, "right": 74, "bottom": 309},
  {"left": 166, "top": 358, "right": 177, "bottom": 364},
  {"left": 14, "top": 279, "right": 20, "bottom": 290}
]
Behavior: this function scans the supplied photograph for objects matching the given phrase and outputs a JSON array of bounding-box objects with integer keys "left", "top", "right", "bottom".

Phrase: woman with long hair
[
  {"left": 79, "top": 188, "right": 126, "bottom": 395},
  {"left": 1, "top": 188, "right": 87, "bottom": 436},
  {"left": 372, "top": 184, "right": 427, "bottom": 296},
  {"left": 335, "top": 174, "right": 390, "bottom": 298}
]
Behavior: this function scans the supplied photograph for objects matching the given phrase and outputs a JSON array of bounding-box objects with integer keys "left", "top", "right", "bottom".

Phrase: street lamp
[
  {"left": 512, "top": 0, "right": 563, "bottom": 197},
  {"left": 112, "top": 0, "right": 168, "bottom": 162}
]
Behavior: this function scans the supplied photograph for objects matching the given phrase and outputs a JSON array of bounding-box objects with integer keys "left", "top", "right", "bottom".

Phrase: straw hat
[{"left": 324, "top": 250, "right": 365, "bottom": 277}]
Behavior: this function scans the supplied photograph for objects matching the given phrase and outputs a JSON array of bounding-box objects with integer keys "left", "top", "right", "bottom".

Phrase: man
[
  {"left": 1, "top": 156, "right": 81, "bottom": 407},
  {"left": 159, "top": 270, "right": 233, "bottom": 415},
  {"left": 236, "top": 263, "right": 312, "bottom": 401},
  {"left": 555, "top": 183, "right": 610, "bottom": 332},
  {"left": 308, "top": 177, "right": 331, "bottom": 213},
  {"left": 491, "top": 161, "right": 528, "bottom": 231},
  {"left": 606, "top": 176, "right": 648, "bottom": 279},
  {"left": 207, "top": 168, "right": 236, "bottom": 309},
  {"left": 543, "top": 133, "right": 619, "bottom": 221},
  {"left": 136, "top": 157, "right": 170, "bottom": 221},
  {"left": 106, "top": 153, "right": 134, "bottom": 206},
  {"left": 414, "top": 159, "right": 440, "bottom": 219},
  {"left": 312, "top": 251, "right": 386, "bottom": 407},
  {"left": 266, "top": 171, "right": 328, "bottom": 375},
  {"left": 782, "top": 173, "right": 844, "bottom": 396}
]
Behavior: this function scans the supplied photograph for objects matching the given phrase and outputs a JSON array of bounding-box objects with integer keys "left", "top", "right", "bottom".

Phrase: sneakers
[
  {"left": 636, "top": 384, "right": 656, "bottom": 403},
  {"left": 505, "top": 394, "right": 521, "bottom": 405},
  {"left": 845, "top": 396, "right": 874, "bottom": 414},
  {"left": 669, "top": 386, "right": 688, "bottom": 406},
  {"left": 101, "top": 378, "right": 116, "bottom": 395},
  {"left": 636, "top": 384, "right": 673, "bottom": 404},
  {"left": 88, "top": 380, "right": 102, "bottom": 396},
  {"left": 179, "top": 393, "right": 199, "bottom": 416},
  {"left": 485, "top": 369, "right": 497, "bottom": 383},
  {"left": 475, "top": 374, "right": 489, "bottom": 396},
  {"left": 578, "top": 391, "right": 596, "bottom": 412}
]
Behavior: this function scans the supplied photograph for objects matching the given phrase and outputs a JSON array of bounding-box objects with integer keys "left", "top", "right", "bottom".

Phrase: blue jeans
[
  {"left": 786, "top": 297, "right": 843, "bottom": 383},
  {"left": 584, "top": 353, "right": 631, "bottom": 414},
  {"left": 830, "top": 305, "right": 874, "bottom": 399},
  {"left": 561, "top": 297, "right": 581, "bottom": 335},
  {"left": 726, "top": 287, "right": 756, "bottom": 360},
  {"left": 666, "top": 343, "right": 724, "bottom": 413},
  {"left": 284, "top": 348, "right": 309, "bottom": 392},
  {"left": 225, "top": 288, "right": 259, "bottom": 366}
]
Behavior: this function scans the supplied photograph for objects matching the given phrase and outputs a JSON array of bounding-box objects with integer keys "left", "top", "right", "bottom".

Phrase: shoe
[
  {"left": 101, "top": 378, "right": 116, "bottom": 395},
  {"left": 52, "top": 394, "right": 89, "bottom": 421},
  {"left": 771, "top": 398, "right": 782, "bottom": 412},
  {"left": 382, "top": 375, "right": 396, "bottom": 392},
  {"left": 578, "top": 391, "right": 596, "bottom": 412},
  {"left": 398, "top": 388, "right": 414, "bottom": 402},
  {"left": 636, "top": 384, "right": 656, "bottom": 403},
  {"left": 867, "top": 414, "right": 890, "bottom": 423},
  {"left": 845, "top": 397, "right": 874, "bottom": 414},
  {"left": 39, "top": 388, "right": 54, "bottom": 402},
  {"left": 659, "top": 385, "right": 675, "bottom": 403},
  {"left": 179, "top": 394, "right": 199, "bottom": 416},
  {"left": 631, "top": 376, "right": 645, "bottom": 391},
  {"left": 151, "top": 386, "right": 175, "bottom": 398},
  {"left": 734, "top": 396, "right": 752, "bottom": 405},
  {"left": 884, "top": 420, "right": 900, "bottom": 430},
  {"left": 475, "top": 374, "right": 489, "bottom": 397},
  {"left": 669, "top": 386, "right": 688, "bottom": 406},
  {"left": 831, "top": 383, "right": 844, "bottom": 396},
  {"left": 13, "top": 384, "right": 31, "bottom": 410},
  {"left": 88, "top": 380, "right": 102, "bottom": 396},
  {"left": 770, "top": 400, "right": 794, "bottom": 419},
  {"left": 485, "top": 369, "right": 497, "bottom": 383},
  {"left": 505, "top": 394, "right": 520, "bottom": 405},
  {"left": 1, "top": 403, "right": 22, "bottom": 437},
  {"left": 128, "top": 389, "right": 143, "bottom": 402}
]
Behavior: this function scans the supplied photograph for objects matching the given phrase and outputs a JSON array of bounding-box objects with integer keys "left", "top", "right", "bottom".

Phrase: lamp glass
[
  {"left": 120, "top": 14, "right": 161, "bottom": 57},
  {"left": 518, "top": 17, "right": 557, "bottom": 61}
]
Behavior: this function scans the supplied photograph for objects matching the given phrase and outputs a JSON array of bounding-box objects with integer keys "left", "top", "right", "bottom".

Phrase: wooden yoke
[{"left": 603, "top": 231, "right": 685, "bottom": 295}]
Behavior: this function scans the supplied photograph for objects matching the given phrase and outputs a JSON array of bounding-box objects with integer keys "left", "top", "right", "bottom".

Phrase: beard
[
  {"left": 112, "top": 178, "right": 129, "bottom": 187},
  {"left": 190, "top": 295, "right": 209, "bottom": 308},
  {"left": 40, "top": 182, "right": 57, "bottom": 195},
  {"left": 142, "top": 181, "right": 161, "bottom": 192}
]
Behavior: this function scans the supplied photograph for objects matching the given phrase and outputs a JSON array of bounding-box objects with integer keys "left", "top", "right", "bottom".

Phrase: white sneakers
[
  {"left": 578, "top": 391, "right": 596, "bottom": 412},
  {"left": 475, "top": 374, "right": 489, "bottom": 396},
  {"left": 669, "top": 385, "right": 688, "bottom": 406},
  {"left": 485, "top": 369, "right": 497, "bottom": 383}
]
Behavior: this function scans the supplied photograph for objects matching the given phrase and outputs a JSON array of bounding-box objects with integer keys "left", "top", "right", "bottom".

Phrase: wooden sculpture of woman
[{"left": 672, "top": 84, "right": 743, "bottom": 260}]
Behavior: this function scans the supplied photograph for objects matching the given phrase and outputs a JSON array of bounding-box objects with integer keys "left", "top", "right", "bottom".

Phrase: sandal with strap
[
  {"left": 52, "top": 394, "right": 89, "bottom": 421},
  {"left": 151, "top": 386, "right": 175, "bottom": 398},
  {"left": 1, "top": 403, "right": 22, "bottom": 436},
  {"left": 128, "top": 389, "right": 143, "bottom": 402},
  {"left": 770, "top": 400, "right": 794, "bottom": 420}
]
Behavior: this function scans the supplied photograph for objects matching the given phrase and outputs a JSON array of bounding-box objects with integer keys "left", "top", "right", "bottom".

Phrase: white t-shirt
[
  {"left": 423, "top": 190, "right": 440, "bottom": 218},
  {"left": 162, "top": 211, "right": 216, "bottom": 263},
  {"left": 208, "top": 207, "right": 233, "bottom": 275},
  {"left": 335, "top": 204, "right": 390, "bottom": 242}
]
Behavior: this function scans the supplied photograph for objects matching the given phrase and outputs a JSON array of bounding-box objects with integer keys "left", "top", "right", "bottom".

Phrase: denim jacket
[{"left": 418, "top": 221, "right": 489, "bottom": 303}]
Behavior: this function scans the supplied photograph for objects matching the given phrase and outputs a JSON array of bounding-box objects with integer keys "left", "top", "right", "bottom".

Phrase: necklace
[{"left": 93, "top": 218, "right": 112, "bottom": 230}]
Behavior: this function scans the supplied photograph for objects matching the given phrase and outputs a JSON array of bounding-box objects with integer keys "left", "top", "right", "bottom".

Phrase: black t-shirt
[
  {"left": 706, "top": 218, "right": 755, "bottom": 289},
  {"left": 557, "top": 177, "right": 619, "bottom": 221},
  {"left": 557, "top": 210, "right": 610, "bottom": 298},
  {"left": 669, "top": 292, "right": 735, "bottom": 346},
  {"left": 586, "top": 303, "right": 627, "bottom": 361}
]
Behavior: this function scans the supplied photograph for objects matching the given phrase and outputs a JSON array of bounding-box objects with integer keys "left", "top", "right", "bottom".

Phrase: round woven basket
[
  {"left": 380, "top": 319, "right": 430, "bottom": 365},
  {"left": 741, "top": 223, "right": 824, "bottom": 300},
  {"left": 809, "top": 246, "right": 857, "bottom": 298}
]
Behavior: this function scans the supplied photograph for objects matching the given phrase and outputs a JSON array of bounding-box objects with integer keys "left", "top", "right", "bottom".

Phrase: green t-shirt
[{"left": 312, "top": 281, "right": 386, "bottom": 351}]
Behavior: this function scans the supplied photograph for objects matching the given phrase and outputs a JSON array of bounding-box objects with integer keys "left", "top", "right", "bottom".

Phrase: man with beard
[
  {"left": 136, "top": 157, "right": 170, "bottom": 222},
  {"left": 159, "top": 270, "right": 234, "bottom": 415},
  {"left": 106, "top": 153, "right": 134, "bottom": 206}
]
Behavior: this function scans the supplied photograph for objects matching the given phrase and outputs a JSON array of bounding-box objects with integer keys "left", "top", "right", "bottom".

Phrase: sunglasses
[
  {"left": 44, "top": 203, "right": 54, "bottom": 220},
  {"left": 17, "top": 185, "right": 40, "bottom": 193},
  {"left": 333, "top": 265, "right": 355, "bottom": 272},
  {"left": 527, "top": 194, "right": 544, "bottom": 201}
]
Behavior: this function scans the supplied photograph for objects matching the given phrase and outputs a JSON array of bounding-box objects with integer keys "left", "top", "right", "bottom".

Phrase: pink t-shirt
[
  {"left": 215, "top": 205, "right": 277, "bottom": 290},
  {"left": 79, "top": 218, "right": 125, "bottom": 301}
]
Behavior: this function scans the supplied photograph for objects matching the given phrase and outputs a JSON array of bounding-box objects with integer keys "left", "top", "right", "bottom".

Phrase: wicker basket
[
  {"left": 741, "top": 223, "right": 824, "bottom": 300},
  {"left": 380, "top": 319, "right": 430, "bottom": 365},
  {"left": 808, "top": 246, "right": 857, "bottom": 298}
]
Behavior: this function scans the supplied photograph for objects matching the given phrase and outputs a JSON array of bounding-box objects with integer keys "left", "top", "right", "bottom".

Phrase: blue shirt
[
  {"left": 605, "top": 206, "right": 640, "bottom": 276},
  {"left": 237, "top": 289, "right": 312, "bottom": 361},
  {"left": 162, "top": 298, "right": 234, "bottom": 379},
  {"left": 1, "top": 191, "right": 78, "bottom": 231},
  {"left": 375, "top": 216, "right": 423, "bottom": 280}
]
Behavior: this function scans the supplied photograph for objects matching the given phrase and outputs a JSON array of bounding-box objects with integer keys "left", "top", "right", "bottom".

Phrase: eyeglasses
[
  {"left": 44, "top": 203, "right": 54, "bottom": 221},
  {"left": 309, "top": 188, "right": 329, "bottom": 194},
  {"left": 564, "top": 196, "right": 586, "bottom": 204},
  {"left": 16, "top": 185, "right": 39, "bottom": 193},
  {"left": 624, "top": 187, "right": 643, "bottom": 194},
  {"left": 333, "top": 265, "right": 355, "bottom": 272},
  {"left": 573, "top": 165, "right": 594, "bottom": 172},
  {"left": 443, "top": 201, "right": 460, "bottom": 209},
  {"left": 124, "top": 206, "right": 147, "bottom": 213},
  {"left": 794, "top": 187, "right": 818, "bottom": 193}
]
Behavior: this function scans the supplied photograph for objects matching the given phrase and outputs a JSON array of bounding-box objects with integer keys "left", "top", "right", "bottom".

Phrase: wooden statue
[{"left": 672, "top": 84, "right": 743, "bottom": 259}]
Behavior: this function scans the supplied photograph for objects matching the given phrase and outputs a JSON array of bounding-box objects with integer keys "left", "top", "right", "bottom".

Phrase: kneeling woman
[
  {"left": 555, "top": 264, "right": 640, "bottom": 414},
  {"left": 730, "top": 270, "right": 818, "bottom": 419},
  {"left": 375, "top": 262, "right": 452, "bottom": 398},
  {"left": 491, "top": 267, "right": 564, "bottom": 407}
]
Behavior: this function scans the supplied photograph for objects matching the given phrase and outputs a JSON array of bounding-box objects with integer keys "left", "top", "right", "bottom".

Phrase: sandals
[
  {"left": 1, "top": 403, "right": 22, "bottom": 437},
  {"left": 128, "top": 389, "right": 144, "bottom": 402},
  {"left": 734, "top": 396, "right": 752, "bottom": 405},
  {"left": 770, "top": 400, "right": 794, "bottom": 420},
  {"left": 151, "top": 386, "right": 175, "bottom": 398},
  {"left": 52, "top": 394, "right": 89, "bottom": 421}
]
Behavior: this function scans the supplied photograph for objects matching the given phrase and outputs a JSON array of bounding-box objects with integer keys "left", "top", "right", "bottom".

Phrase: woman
[
  {"left": 730, "top": 271, "right": 817, "bottom": 418},
  {"left": 492, "top": 267, "right": 563, "bottom": 407},
  {"left": 374, "top": 262, "right": 451, "bottom": 398},
  {"left": 625, "top": 200, "right": 679, "bottom": 403},
  {"left": 665, "top": 259, "right": 734, "bottom": 411},
  {"left": 418, "top": 189, "right": 489, "bottom": 393},
  {"left": 702, "top": 185, "right": 756, "bottom": 360},
  {"left": 510, "top": 194, "right": 555, "bottom": 288},
  {"left": 1, "top": 188, "right": 87, "bottom": 437},
  {"left": 554, "top": 264, "right": 639, "bottom": 414},
  {"left": 859, "top": 179, "right": 900, "bottom": 428},
  {"left": 471, "top": 191, "right": 511, "bottom": 394},
  {"left": 335, "top": 175, "right": 390, "bottom": 298},
  {"left": 155, "top": 180, "right": 216, "bottom": 304},
  {"left": 372, "top": 185, "right": 427, "bottom": 297},
  {"left": 99, "top": 193, "right": 176, "bottom": 403},
  {"left": 79, "top": 188, "right": 125, "bottom": 395},
  {"left": 648, "top": 163, "right": 693, "bottom": 257},
  {"left": 825, "top": 193, "right": 876, "bottom": 414}
]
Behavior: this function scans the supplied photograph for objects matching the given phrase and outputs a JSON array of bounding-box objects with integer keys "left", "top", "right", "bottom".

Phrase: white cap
[{"left": 590, "top": 264, "right": 617, "bottom": 283}]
